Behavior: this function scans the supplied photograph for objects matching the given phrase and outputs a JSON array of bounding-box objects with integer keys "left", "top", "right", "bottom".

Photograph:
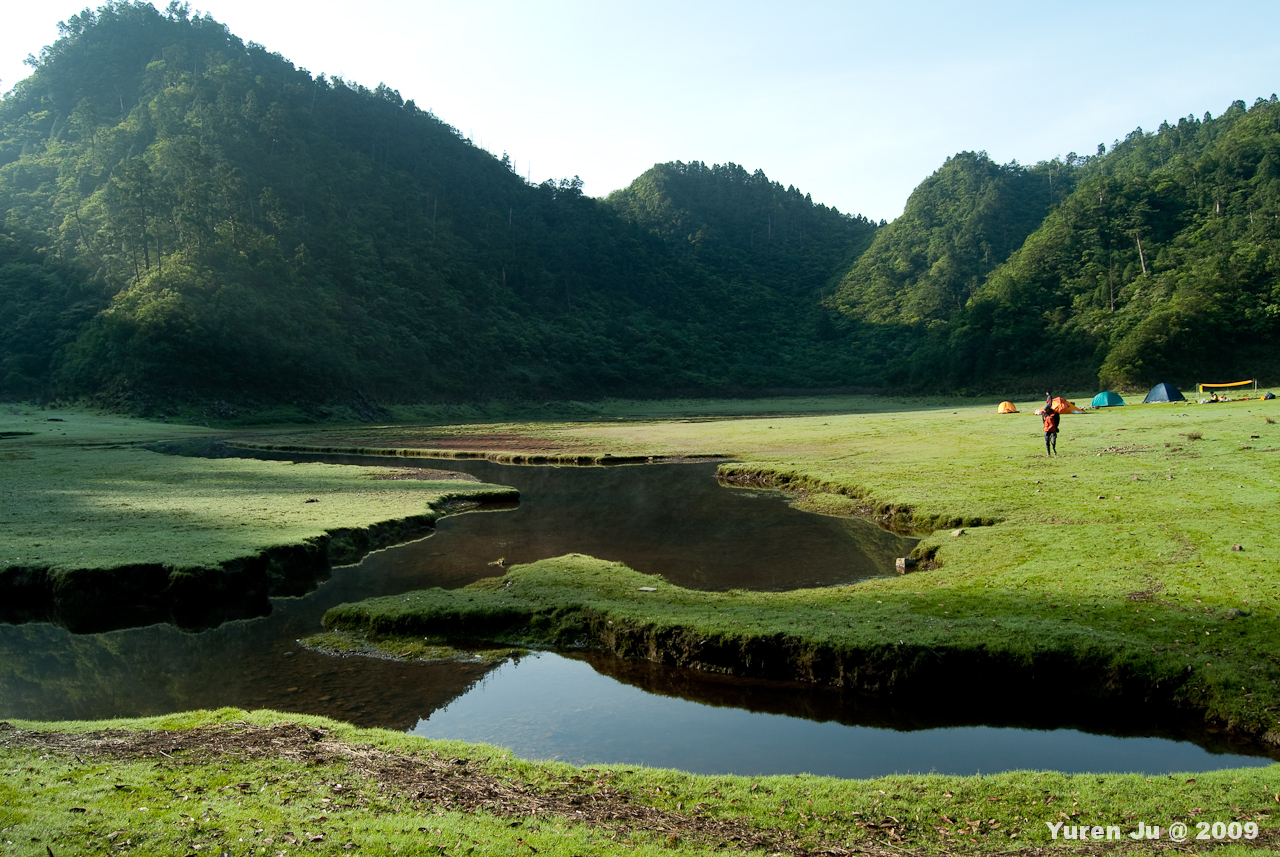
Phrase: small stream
[{"left": 0, "top": 451, "right": 1275, "bottom": 776}]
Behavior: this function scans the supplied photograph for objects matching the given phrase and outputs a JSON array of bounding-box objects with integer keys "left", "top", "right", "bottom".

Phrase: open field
[{"left": 2, "top": 708, "right": 1278, "bottom": 856}]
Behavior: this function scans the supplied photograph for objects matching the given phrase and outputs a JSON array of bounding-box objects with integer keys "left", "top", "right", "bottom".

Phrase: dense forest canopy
[
  {"left": 1, "top": 1, "right": 1277, "bottom": 409},
  {"left": 0, "top": 1, "right": 877, "bottom": 408},
  {"left": 877, "top": 100, "right": 1280, "bottom": 391}
]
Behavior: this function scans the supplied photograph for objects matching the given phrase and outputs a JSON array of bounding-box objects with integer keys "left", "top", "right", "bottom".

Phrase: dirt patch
[{"left": 0, "top": 722, "right": 859, "bottom": 856}]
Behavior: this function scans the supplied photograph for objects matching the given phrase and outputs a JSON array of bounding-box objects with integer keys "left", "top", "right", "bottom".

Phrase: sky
[{"left": 1, "top": 1, "right": 1277, "bottom": 223}]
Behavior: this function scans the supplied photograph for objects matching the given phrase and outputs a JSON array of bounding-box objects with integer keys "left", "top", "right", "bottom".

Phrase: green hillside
[
  {"left": 836, "top": 101, "right": 1280, "bottom": 392},
  {"left": 2, "top": 2, "right": 1277, "bottom": 406},
  {"left": 831, "top": 150, "right": 1069, "bottom": 329},
  {"left": 0, "top": 2, "right": 876, "bottom": 408}
]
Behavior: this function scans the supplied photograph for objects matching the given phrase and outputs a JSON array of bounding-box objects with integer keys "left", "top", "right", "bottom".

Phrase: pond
[
  {"left": 0, "top": 451, "right": 1274, "bottom": 776},
  {"left": 413, "top": 652, "right": 1272, "bottom": 777}
]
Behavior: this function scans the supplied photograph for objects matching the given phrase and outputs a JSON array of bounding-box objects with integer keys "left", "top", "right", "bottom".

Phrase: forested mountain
[
  {"left": 831, "top": 152, "right": 1070, "bottom": 328},
  {"left": 0, "top": 2, "right": 876, "bottom": 408},
  {"left": 606, "top": 162, "right": 879, "bottom": 385},
  {"left": 2, "top": 2, "right": 1277, "bottom": 406},
  {"left": 834, "top": 102, "right": 1280, "bottom": 391}
]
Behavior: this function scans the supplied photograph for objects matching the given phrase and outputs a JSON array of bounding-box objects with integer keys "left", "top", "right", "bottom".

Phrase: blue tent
[
  {"left": 1091, "top": 391, "right": 1125, "bottom": 407},
  {"left": 1143, "top": 382, "right": 1185, "bottom": 403}
]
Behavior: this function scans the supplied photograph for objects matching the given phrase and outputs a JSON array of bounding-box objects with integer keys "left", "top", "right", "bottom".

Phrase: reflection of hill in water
[
  {"left": 0, "top": 602, "right": 498, "bottom": 730},
  {"left": 571, "top": 652, "right": 1280, "bottom": 762}
]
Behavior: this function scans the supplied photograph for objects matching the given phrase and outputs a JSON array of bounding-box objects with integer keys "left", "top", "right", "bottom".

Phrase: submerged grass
[
  {"left": 300, "top": 629, "right": 526, "bottom": 664},
  {"left": 2, "top": 709, "right": 1278, "bottom": 856}
]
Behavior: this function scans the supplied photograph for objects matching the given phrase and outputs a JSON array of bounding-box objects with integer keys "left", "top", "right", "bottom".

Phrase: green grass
[
  {"left": 2, "top": 709, "right": 1277, "bottom": 856},
  {"left": 323, "top": 553, "right": 1280, "bottom": 736},
  {"left": 0, "top": 407, "right": 516, "bottom": 573}
]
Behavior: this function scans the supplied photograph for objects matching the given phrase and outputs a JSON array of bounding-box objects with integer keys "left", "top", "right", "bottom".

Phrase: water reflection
[
  {"left": 263, "top": 456, "right": 915, "bottom": 591},
  {"left": 0, "top": 458, "right": 912, "bottom": 725},
  {"left": 414, "top": 653, "right": 1274, "bottom": 777}
]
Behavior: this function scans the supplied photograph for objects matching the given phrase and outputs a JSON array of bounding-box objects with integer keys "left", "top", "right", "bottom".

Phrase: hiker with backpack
[{"left": 1043, "top": 406, "right": 1060, "bottom": 456}]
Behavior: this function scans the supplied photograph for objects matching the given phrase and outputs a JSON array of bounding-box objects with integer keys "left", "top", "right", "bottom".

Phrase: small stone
[
  {"left": 1098, "top": 495, "right": 1106, "bottom": 500},
  {"left": 1231, "top": 544, "right": 1244, "bottom": 551},
  {"left": 282, "top": 651, "right": 294, "bottom": 657},
  {"left": 637, "top": 586, "right": 657, "bottom": 592},
  {"left": 951, "top": 528, "right": 965, "bottom": 537}
]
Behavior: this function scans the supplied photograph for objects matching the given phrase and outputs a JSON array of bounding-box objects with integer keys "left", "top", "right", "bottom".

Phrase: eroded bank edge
[
  {"left": 0, "top": 487, "right": 519, "bottom": 633},
  {"left": 319, "top": 558, "right": 1280, "bottom": 750},
  {"left": 716, "top": 463, "right": 1000, "bottom": 541}
]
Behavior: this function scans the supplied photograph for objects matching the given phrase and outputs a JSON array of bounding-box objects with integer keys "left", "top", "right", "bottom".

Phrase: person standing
[{"left": 1043, "top": 406, "right": 1060, "bottom": 456}]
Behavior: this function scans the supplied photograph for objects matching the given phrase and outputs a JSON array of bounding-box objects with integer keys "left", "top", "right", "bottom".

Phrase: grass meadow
[{"left": 4, "top": 393, "right": 1280, "bottom": 853}]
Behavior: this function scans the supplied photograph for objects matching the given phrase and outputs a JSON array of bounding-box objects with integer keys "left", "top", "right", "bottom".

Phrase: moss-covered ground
[
  {"left": 300, "top": 629, "right": 526, "bottom": 665},
  {"left": 2, "top": 709, "right": 1278, "bottom": 856}
]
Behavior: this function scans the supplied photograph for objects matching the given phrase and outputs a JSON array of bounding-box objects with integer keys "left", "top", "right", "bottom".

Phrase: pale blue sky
[{"left": 2, "top": 1, "right": 1277, "bottom": 221}]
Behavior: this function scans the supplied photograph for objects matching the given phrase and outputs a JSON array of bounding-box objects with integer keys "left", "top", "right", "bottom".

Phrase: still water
[
  {"left": 0, "top": 453, "right": 1274, "bottom": 775},
  {"left": 414, "top": 652, "right": 1272, "bottom": 777}
]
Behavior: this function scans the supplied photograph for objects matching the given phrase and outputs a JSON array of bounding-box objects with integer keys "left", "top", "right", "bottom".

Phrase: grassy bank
[
  {"left": 0, "top": 407, "right": 517, "bottom": 630},
  {"left": 2, "top": 709, "right": 1277, "bottom": 856},
  {"left": 323, "top": 554, "right": 1280, "bottom": 740},
  {"left": 253, "top": 393, "right": 1280, "bottom": 740}
]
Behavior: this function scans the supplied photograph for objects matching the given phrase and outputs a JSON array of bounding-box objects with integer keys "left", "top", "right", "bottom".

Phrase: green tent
[{"left": 1091, "top": 391, "right": 1125, "bottom": 407}]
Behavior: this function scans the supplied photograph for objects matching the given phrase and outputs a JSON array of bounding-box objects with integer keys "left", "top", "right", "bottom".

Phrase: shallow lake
[{"left": 1, "top": 452, "right": 1275, "bottom": 776}]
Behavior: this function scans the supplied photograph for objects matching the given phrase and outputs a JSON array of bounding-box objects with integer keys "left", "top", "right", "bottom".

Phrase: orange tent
[
  {"left": 997, "top": 401, "right": 1018, "bottom": 413},
  {"left": 1050, "top": 396, "right": 1084, "bottom": 414}
]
